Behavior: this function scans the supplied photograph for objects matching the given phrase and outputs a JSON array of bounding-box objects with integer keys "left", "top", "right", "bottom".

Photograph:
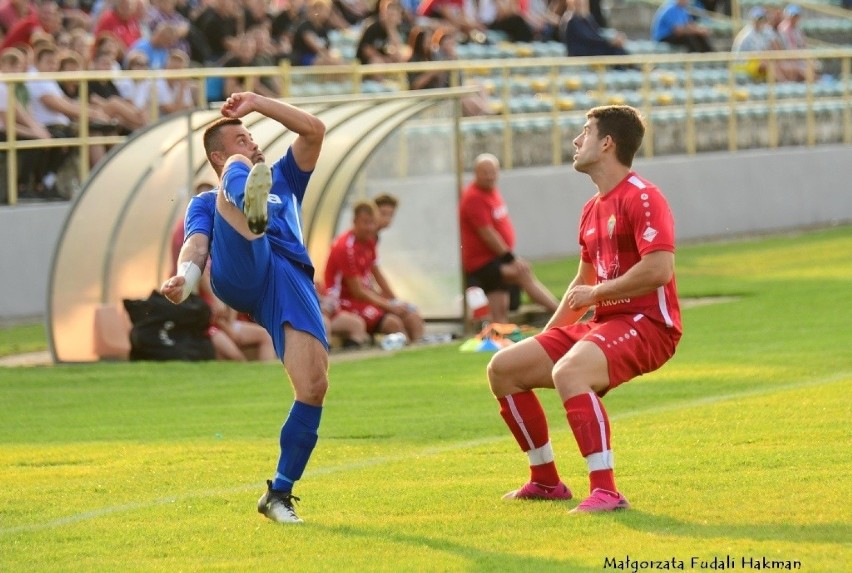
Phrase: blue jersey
[
  {"left": 184, "top": 147, "right": 314, "bottom": 269},
  {"left": 181, "top": 148, "right": 327, "bottom": 359},
  {"left": 651, "top": 2, "right": 693, "bottom": 42}
]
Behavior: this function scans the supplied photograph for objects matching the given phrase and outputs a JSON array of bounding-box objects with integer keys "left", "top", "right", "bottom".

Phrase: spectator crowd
[{"left": 0, "top": 0, "right": 839, "bottom": 201}]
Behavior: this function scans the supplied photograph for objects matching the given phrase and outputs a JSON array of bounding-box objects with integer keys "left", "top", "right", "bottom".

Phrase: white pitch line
[{"left": 1, "top": 371, "right": 848, "bottom": 535}]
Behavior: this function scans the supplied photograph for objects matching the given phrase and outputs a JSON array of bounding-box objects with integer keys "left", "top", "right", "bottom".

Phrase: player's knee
[
  {"left": 487, "top": 352, "right": 512, "bottom": 394},
  {"left": 299, "top": 372, "right": 328, "bottom": 404},
  {"left": 381, "top": 314, "right": 404, "bottom": 333},
  {"left": 223, "top": 154, "right": 252, "bottom": 170}
]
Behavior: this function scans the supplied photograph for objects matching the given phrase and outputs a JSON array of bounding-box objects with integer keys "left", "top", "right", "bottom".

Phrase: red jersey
[
  {"left": 579, "top": 172, "right": 681, "bottom": 334},
  {"left": 417, "top": 0, "right": 464, "bottom": 17},
  {"left": 0, "top": 13, "right": 39, "bottom": 49},
  {"left": 459, "top": 183, "right": 516, "bottom": 272},
  {"left": 94, "top": 11, "right": 142, "bottom": 50},
  {"left": 324, "top": 230, "right": 376, "bottom": 302}
]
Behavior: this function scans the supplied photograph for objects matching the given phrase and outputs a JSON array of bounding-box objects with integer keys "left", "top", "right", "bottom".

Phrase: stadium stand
[{"left": 1, "top": 0, "right": 850, "bottom": 202}]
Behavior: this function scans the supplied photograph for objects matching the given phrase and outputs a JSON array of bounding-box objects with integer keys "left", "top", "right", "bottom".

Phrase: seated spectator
[
  {"left": 559, "top": 0, "right": 631, "bottom": 62},
  {"left": 316, "top": 282, "right": 371, "bottom": 348},
  {"left": 252, "top": 22, "right": 288, "bottom": 64},
  {"left": 1, "top": 0, "right": 62, "bottom": 50},
  {"left": 417, "top": 0, "right": 486, "bottom": 40},
  {"left": 88, "top": 48, "right": 147, "bottom": 133},
  {"left": 696, "top": 0, "right": 730, "bottom": 16},
  {"left": 115, "top": 49, "right": 155, "bottom": 113},
  {"left": 25, "top": 45, "right": 114, "bottom": 193},
  {"left": 146, "top": 0, "right": 192, "bottom": 57},
  {"left": 127, "top": 20, "right": 180, "bottom": 69},
  {"left": 411, "top": 27, "right": 493, "bottom": 117},
  {"left": 356, "top": 0, "right": 406, "bottom": 65},
  {"left": 155, "top": 49, "right": 198, "bottom": 116},
  {"left": 732, "top": 7, "right": 797, "bottom": 82},
  {"left": 248, "top": 24, "right": 287, "bottom": 92},
  {"left": 406, "top": 26, "right": 444, "bottom": 90},
  {"left": 93, "top": 0, "right": 143, "bottom": 56},
  {"left": 223, "top": 34, "right": 279, "bottom": 98},
  {"left": 60, "top": 2, "right": 92, "bottom": 33},
  {"left": 0, "top": 46, "right": 51, "bottom": 199},
  {"left": 777, "top": 4, "right": 815, "bottom": 81},
  {"left": 290, "top": 0, "right": 342, "bottom": 66},
  {"left": 243, "top": 0, "right": 272, "bottom": 29},
  {"left": 489, "top": 0, "right": 535, "bottom": 43},
  {"left": 324, "top": 200, "right": 425, "bottom": 344},
  {"left": 651, "top": 0, "right": 714, "bottom": 53},
  {"left": 270, "top": 0, "right": 304, "bottom": 58},
  {"left": 192, "top": 0, "right": 240, "bottom": 65},
  {"left": 68, "top": 27, "right": 93, "bottom": 65},
  {"left": 525, "top": 0, "right": 564, "bottom": 42},
  {"left": 459, "top": 153, "right": 560, "bottom": 323},
  {"left": 333, "top": 0, "right": 370, "bottom": 27},
  {"left": 0, "top": 0, "right": 35, "bottom": 40},
  {"left": 91, "top": 31, "right": 124, "bottom": 70},
  {"left": 0, "top": 46, "right": 50, "bottom": 141},
  {"left": 397, "top": 0, "right": 420, "bottom": 33}
]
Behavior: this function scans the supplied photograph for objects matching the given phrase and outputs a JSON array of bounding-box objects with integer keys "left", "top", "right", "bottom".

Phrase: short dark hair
[
  {"left": 586, "top": 105, "right": 646, "bottom": 167},
  {"left": 373, "top": 194, "right": 398, "bottom": 209},
  {"left": 203, "top": 117, "right": 243, "bottom": 174}
]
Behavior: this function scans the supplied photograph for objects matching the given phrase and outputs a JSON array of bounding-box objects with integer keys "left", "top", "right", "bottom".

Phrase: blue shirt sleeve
[
  {"left": 183, "top": 191, "right": 215, "bottom": 241},
  {"left": 271, "top": 147, "right": 313, "bottom": 204},
  {"left": 652, "top": 5, "right": 690, "bottom": 41}
]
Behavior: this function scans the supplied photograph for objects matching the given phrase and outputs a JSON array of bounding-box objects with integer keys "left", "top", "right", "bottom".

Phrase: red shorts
[
  {"left": 535, "top": 314, "right": 680, "bottom": 394},
  {"left": 339, "top": 298, "right": 386, "bottom": 333}
]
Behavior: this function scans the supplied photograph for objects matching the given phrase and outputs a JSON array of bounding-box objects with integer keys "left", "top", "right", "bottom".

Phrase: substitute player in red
[
  {"left": 324, "top": 201, "right": 424, "bottom": 343},
  {"left": 488, "top": 105, "right": 682, "bottom": 512}
]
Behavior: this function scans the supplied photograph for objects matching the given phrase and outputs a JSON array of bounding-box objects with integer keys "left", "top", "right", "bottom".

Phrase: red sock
[
  {"left": 498, "top": 391, "right": 560, "bottom": 488},
  {"left": 564, "top": 392, "right": 617, "bottom": 494}
]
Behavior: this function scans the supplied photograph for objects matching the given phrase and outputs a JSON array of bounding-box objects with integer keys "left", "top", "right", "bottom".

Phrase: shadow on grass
[
  {"left": 621, "top": 511, "right": 848, "bottom": 545},
  {"left": 313, "top": 523, "right": 602, "bottom": 572}
]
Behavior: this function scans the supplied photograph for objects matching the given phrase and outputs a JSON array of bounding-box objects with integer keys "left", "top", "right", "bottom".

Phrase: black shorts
[
  {"left": 466, "top": 258, "right": 508, "bottom": 293},
  {"left": 466, "top": 258, "right": 522, "bottom": 311}
]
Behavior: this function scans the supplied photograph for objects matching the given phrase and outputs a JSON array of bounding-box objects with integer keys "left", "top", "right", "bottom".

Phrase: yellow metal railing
[{"left": 2, "top": 48, "right": 851, "bottom": 204}]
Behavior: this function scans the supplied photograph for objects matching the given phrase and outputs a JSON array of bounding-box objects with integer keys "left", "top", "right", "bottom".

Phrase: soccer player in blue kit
[{"left": 161, "top": 92, "right": 328, "bottom": 524}]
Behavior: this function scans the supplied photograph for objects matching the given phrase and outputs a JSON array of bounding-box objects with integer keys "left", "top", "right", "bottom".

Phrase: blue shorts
[{"left": 209, "top": 213, "right": 328, "bottom": 360}]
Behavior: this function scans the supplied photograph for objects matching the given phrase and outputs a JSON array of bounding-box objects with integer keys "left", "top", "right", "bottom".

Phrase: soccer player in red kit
[
  {"left": 324, "top": 200, "right": 424, "bottom": 342},
  {"left": 487, "top": 105, "right": 682, "bottom": 512}
]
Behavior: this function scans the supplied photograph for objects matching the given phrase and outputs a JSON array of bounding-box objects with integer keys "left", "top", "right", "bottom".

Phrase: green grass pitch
[{"left": 0, "top": 226, "right": 850, "bottom": 572}]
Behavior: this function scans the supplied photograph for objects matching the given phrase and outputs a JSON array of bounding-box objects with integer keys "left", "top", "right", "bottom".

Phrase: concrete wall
[
  {"left": 1, "top": 145, "right": 850, "bottom": 321},
  {"left": 0, "top": 203, "right": 69, "bottom": 322},
  {"left": 503, "top": 145, "right": 852, "bottom": 259}
]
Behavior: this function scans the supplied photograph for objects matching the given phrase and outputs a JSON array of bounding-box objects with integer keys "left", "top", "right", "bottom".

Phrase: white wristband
[{"left": 177, "top": 261, "right": 202, "bottom": 302}]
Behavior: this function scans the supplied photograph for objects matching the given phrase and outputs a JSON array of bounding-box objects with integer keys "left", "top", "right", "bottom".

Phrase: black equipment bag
[{"left": 123, "top": 290, "right": 215, "bottom": 361}]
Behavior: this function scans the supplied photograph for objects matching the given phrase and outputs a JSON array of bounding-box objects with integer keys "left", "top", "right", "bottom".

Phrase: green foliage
[{"left": 0, "top": 226, "right": 850, "bottom": 572}]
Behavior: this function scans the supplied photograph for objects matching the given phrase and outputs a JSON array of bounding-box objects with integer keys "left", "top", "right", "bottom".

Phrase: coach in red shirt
[{"left": 459, "top": 153, "right": 559, "bottom": 323}]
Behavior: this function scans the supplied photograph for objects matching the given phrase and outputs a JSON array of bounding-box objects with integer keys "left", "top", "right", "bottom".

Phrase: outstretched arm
[{"left": 220, "top": 92, "right": 326, "bottom": 172}]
